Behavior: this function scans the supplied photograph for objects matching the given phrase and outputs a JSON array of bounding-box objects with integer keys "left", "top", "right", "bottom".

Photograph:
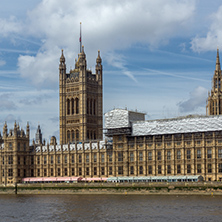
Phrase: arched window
[
  {"left": 94, "top": 99, "right": 96, "bottom": 115},
  {"left": 67, "top": 131, "right": 70, "bottom": 141},
  {"left": 76, "top": 130, "right": 79, "bottom": 141},
  {"left": 71, "top": 98, "right": 74, "bottom": 115},
  {"left": 87, "top": 99, "right": 89, "bottom": 114},
  {"left": 90, "top": 99, "right": 93, "bottom": 115},
  {"left": 71, "top": 130, "right": 75, "bottom": 142},
  {"left": 76, "top": 98, "right": 79, "bottom": 114},
  {"left": 67, "top": 99, "right": 70, "bottom": 115}
]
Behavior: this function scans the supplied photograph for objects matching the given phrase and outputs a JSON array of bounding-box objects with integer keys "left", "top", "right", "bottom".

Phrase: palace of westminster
[{"left": 1, "top": 40, "right": 222, "bottom": 184}]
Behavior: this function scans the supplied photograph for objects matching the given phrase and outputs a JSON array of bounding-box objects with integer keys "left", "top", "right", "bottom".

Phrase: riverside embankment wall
[{"left": 1, "top": 182, "right": 222, "bottom": 195}]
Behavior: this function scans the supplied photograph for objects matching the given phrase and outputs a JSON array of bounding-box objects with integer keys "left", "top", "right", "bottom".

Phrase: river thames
[{"left": 0, "top": 195, "right": 222, "bottom": 222}]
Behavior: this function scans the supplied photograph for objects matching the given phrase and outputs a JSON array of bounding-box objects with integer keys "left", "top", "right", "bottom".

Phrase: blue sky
[{"left": 0, "top": 0, "right": 222, "bottom": 142}]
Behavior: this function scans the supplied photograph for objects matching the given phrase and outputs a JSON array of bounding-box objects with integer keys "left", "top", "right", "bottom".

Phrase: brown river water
[{"left": 0, "top": 195, "right": 221, "bottom": 222}]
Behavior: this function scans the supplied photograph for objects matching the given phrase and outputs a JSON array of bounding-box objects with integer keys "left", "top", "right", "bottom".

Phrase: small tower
[
  {"left": 207, "top": 49, "right": 222, "bottom": 115},
  {"left": 59, "top": 49, "right": 67, "bottom": 145},
  {"left": 35, "top": 125, "right": 42, "bottom": 145}
]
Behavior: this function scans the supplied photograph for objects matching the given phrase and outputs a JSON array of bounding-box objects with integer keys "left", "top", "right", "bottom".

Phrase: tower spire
[
  {"left": 79, "top": 22, "right": 82, "bottom": 53},
  {"left": 216, "top": 47, "right": 221, "bottom": 71}
]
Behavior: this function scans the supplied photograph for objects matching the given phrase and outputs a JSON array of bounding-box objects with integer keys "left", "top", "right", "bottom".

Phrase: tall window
[
  {"left": 118, "top": 152, "right": 123, "bottom": 162},
  {"left": 197, "top": 164, "right": 201, "bottom": 173},
  {"left": 58, "top": 168, "right": 61, "bottom": 176},
  {"left": 24, "top": 157, "right": 26, "bottom": 165},
  {"left": 94, "top": 167, "right": 97, "bottom": 175},
  {"left": 67, "top": 131, "right": 70, "bottom": 141},
  {"left": 167, "top": 165, "right": 171, "bottom": 174},
  {"left": 118, "top": 166, "right": 123, "bottom": 175},
  {"left": 197, "top": 149, "right": 201, "bottom": 159},
  {"left": 8, "top": 169, "right": 13, "bottom": 177},
  {"left": 8, "top": 156, "right": 13, "bottom": 164},
  {"left": 71, "top": 130, "right": 75, "bottom": 141},
  {"left": 94, "top": 154, "right": 97, "bottom": 163},
  {"left": 139, "top": 166, "right": 143, "bottom": 175},
  {"left": 64, "top": 168, "right": 67, "bottom": 176},
  {"left": 130, "top": 166, "right": 134, "bottom": 175},
  {"left": 90, "top": 99, "right": 93, "bottom": 115},
  {"left": 93, "top": 99, "right": 96, "bottom": 115},
  {"left": 207, "top": 149, "right": 212, "bottom": 159},
  {"left": 79, "top": 167, "right": 82, "bottom": 176},
  {"left": 37, "top": 156, "right": 40, "bottom": 165},
  {"left": 64, "top": 155, "right": 67, "bottom": 164},
  {"left": 208, "top": 164, "right": 212, "bottom": 173},
  {"left": 86, "top": 154, "right": 89, "bottom": 163},
  {"left": 67, "top": 99, "right": 70, "bottom": 115},
  {"left": 130, "top": 152, "right": 134, "bottom": 162},
  {"left": 177, "top": 165, "right": 181, "bottom": 174},
  {"left": 148, "top": 166, "right": 152, "bottom": 174},
  {"left": 76, "top": 130, "right": 79, "bottom": 141},
  {"left": 71, "top": 155, "right": 74, "bottom": 163},
  {"left": 51, "top": 168, "right": 53, "bottom": 176},
  {"left": 108, "top": 152, "right": 112, "bottom": 162},
  {"left": 177, "top": 150, "right": 181, "bottom": 160},
  {"left": 44, "top": 156, "right": 47, "bottom": 165},
  {"left": 167, "top": 151, "right": 171, "bottom": 160},
  {"left": 101, "top": 167, "right": 105, "bottom": 175},
  {"left": 218, "top": 149, "right": 222, "bottom": 158},
  {"left": 187, "top": 164, "right": 191, "bottom": 173},
  {"left": 139, "top": 152, "right": 143, "bottom": 161},
  {"left": 157, "top": 151, "right": 161, "bottom": 160},
  {"left": 51, "top": 156, "right": 53, "bottom": 164},
  {"left": 158, "top": 165, "right": 162, "bottom": 174},
  {"left": 72, "top": 168, "right": 75, "bottom": 176},
  {"left": 76, "top": 98, "right": 79, "bottom": 114},
  {"left": 79, "top": 154, "right": 82, "bottom": 163},
  {"left": 148, "top": 152, "right": 152, "bottom": 160},
  {"left": 187, "top": 150, "right": 191, "bottom": 159},
  {"left": 57, "top": 155, "right": 60, "bottom": 164},
  {"left": 218, "top": 163, "right": 222, "bottom": 173},
  {"left": 71, "top": 98, "right": 74, "bottom": 115},
  {"left": 109, "top": 167, "right": 112, "bottom": 175},
  {"left": 101, "top": 154, "right": 105, "bottom": 163}
]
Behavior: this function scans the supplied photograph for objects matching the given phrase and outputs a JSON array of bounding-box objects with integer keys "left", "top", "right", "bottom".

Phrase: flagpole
[{"left": 80, "top": 22, "right": 82, "bottom": 53}]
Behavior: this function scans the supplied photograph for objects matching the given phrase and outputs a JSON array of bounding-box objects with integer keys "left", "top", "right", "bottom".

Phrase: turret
[
  {"left": 35, "top": 125, "right": 42, "bottom": 145},
  {"left": 96, "top": 50, "right": 102, "bottom": 82},
  {"left": 14, "top": 121, "right": 17, "bottom": 138},
  {"left": 26, "top": 122, "right": 30, "bottom": 139},
  {"left": 3, "top": 122, "right": 7, "bottom": 138}
]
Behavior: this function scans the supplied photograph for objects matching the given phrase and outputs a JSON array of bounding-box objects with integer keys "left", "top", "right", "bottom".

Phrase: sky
[{"left": 0, "top": 0, "right": 222, "bottom": 143}]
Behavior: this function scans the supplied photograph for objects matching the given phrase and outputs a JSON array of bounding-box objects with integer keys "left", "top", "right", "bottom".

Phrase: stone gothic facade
[
  {"left": 1, "top": 48, "right": 222, "bottom": 185},
  {"left": 59, "top": 46, "right": 103, "bottom": 144},
  {"left": 206, "top": 49, "right": 222, "bottom": 115}
]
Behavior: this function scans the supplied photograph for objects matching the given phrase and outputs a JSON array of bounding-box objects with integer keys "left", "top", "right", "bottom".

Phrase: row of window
[
  {"left": 67, "top": 130, "right": 79, "bottom": 142},
  {"left": 67, "top": 98, "right": 79, "bottom": 115},
  {"left": 127, "top": 140, "right": 222, "bottom": 147},
  {"left": 3, "top": 163, "right": 222, "bottom": 179},
  {"left": 87, "top": 98, "right": 97, "bottom": 115}
]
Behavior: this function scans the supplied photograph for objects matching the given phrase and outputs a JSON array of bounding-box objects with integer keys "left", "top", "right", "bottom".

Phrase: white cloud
[
  {"left": 177, "top": 86, "right": 208, "bottom": 113},
  {"left": 16, "top": 0, "right": 196, "bottom": 88},
  {"left": 191, "top": 5, "right": 222, "bottom": 52},
  {"left": 0, "top": 16, "right": 23, "bottom": 37}
]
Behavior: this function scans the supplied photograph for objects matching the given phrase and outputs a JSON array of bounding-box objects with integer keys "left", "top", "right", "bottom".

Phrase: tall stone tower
[
  {"left": 206, "top": 49, "right": 222, "bottom": 115},
  {"left": 59, "top": 46, "right": 103, "bottom": 144}
]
